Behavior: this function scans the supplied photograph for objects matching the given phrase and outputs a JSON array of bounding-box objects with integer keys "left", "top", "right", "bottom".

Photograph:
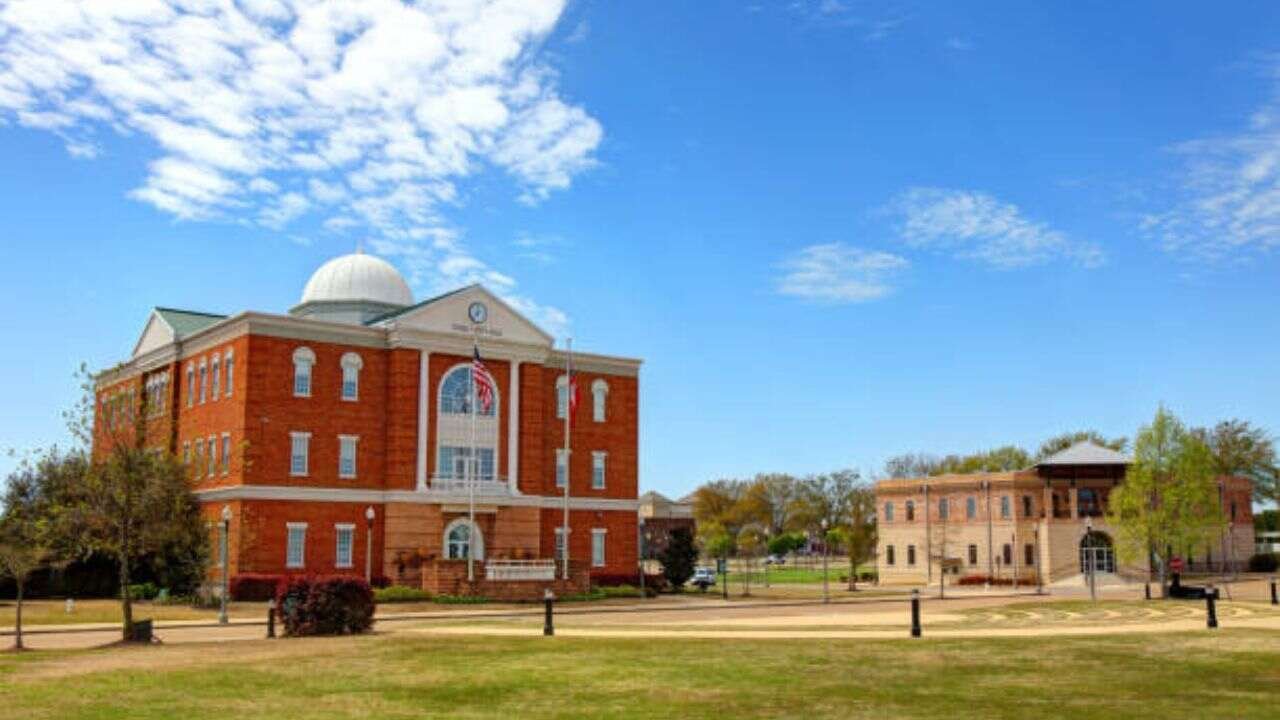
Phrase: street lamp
[
  {"left": 1085, "top": 517, "right": 1096, "bottom": 602},
  {"left": 365, "top": 506, "right": 376, "bottom": 583},
  {"left": 638, "top": 518, "right": 646, "bottom": 599},
  {"left": 820, "top": 518, "right": 830, "bottom": 604},
  {"left": 219, "top": 504, "right": 231, "bottom": 625}
]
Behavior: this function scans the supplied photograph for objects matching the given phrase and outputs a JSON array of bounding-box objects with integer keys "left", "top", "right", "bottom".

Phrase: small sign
[
  {"left": 1170, "top": 557, "right": 1185, "bottom": 573},
  {"left": 716, "top": 558, "right": 727, "bottom": 574}
]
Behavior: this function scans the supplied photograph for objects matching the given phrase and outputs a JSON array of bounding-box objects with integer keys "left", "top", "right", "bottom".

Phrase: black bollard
[
  {"left": 1205, "top": 585, "right": 1218, "bottom": 629},
  {"left": 1144, "top": 583, "right": 1151, "bottom": 601},
  {"left": 267, "top": 600, "right": 276, "bottom": 638},
  {"left": 910, "top": 589, "right": 921, "bottom": 638},
  {"left": 543, "top": 589, "right": 555, "bottom": 637},
  {"left": 1271, "top": 577, "right": 1277, "bottom": 606}
]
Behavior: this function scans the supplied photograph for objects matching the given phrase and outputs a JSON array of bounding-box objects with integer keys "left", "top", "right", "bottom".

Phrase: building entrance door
[{"left": 1079, "top": 532, "right": 1115, "bottom": 574}]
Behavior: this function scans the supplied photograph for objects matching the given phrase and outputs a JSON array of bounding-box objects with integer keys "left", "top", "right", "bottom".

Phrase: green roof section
[{"left": 155, "top": 307, "right": 227, "bottom": 337}]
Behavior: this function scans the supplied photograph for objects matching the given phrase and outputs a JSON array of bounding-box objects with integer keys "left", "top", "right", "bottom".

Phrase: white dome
[{"left": 300, "top": 252, "right": 413, "bottom": 307}]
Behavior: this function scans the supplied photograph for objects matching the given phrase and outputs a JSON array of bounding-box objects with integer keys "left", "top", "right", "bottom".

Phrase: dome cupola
[{"left": 291, "top": 251, "right": 413, "bottom": 324}]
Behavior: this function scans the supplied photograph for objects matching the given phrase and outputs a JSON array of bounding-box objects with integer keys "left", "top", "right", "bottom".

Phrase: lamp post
[
  {"left": 638, "top": 519, "right": 646, "bottom": 599},
  {"left": 1085, "top": 517, "right": 1096, "bottom": 602},
  {"left": 365, "top": 506, "right": 376, "bottom": 583},
  {"left": 219, "top": 504, "right": 231, "bottom": 625},
  {"left": 821, "top": 518, "right": 830, "bottom": 604}
]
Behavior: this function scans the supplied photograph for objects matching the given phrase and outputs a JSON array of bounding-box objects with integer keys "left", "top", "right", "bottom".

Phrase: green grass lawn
[
  {"left": 725, "top": 562, "right": 873, "bottom": 585},
  {"left": 0, "top": 599, "right": 261, "bottom": 628},
  {"left": 1, "top": 630, "right": 1277, "bottom": 718}
]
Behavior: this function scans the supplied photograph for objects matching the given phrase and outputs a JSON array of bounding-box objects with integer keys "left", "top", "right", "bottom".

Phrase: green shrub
[
  {"left": 277, "top": 576, "right": 374, "bottom": 636},
  {"left": 373, "top": 585, "right": 431, "bottom": 603},
  {"left": 1247, "top": 553, "right": 1278, "bottom": 573},
  {"left": 432, "top": 594, "right": 489, "bottom": 605},
  {"left": 126, "top": 582, "right": 159, "bottom": 600},
  {"left": 598, "top": 584, "right": 642, "bottom": 599}
]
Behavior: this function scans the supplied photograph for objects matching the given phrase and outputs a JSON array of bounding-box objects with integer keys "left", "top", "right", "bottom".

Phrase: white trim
[
  {"left": 224, "top": 349, "right": 234, "bottom": 397},
  {"left": 220, "top": 432, "right": 231, "bottom": 475},
  {"left": 416, "top": 351, "right": 430, "bottom": 491},
  {"left": 193, "top": 484, "right": 641, "bottom": 511},
  {"left": 508, "top": 360, "right": 520, "bottom": 496},
  {"left": 592, "top": 451, "right": 606, "bottom": 490},
  {"left": 443, "top": 518, "right": 485, "bottom": 560},
  {"left": 591, "top": 528, "right": 607, "bottom": 567},
  {"left": 340, "top": 351, "right": 362, "bottom": 401},
  {"left": 334, "top": 523, "right": 355, "bottom": 568},
  {"left": 591, "top": 379, "right": 608, "bottom": 422},
  {"left": 292, "top": 346, "right": 315, "bottom": 398},
  {"left": 206, "top": 435, "right": 216, "bottom": 479},
  {"left": 286, "top": 522, "right": 308, "bottom": 569}
]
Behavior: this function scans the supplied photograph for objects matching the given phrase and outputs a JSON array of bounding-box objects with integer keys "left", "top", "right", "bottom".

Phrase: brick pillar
[{"left": 1070, "top": 483, "right": 1079, "bottom": 520}]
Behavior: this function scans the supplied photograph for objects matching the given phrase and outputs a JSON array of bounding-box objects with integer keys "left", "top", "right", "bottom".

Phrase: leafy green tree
[
  {"left": 1192, "top": 419, "right": 1278, "bottom": 506},
  {"left": 657, "top": 527, "right": 698, "bottom": 589},
  {"left": 767, "top": 531, "right": 805, "bottom": 557},
  {"left": 1256, "top": 509, "right": 1279, "bottom": 533},
  {"left": 691, "top": 479, "right": 750, "bottom": 547},
  {"left": 1107, "top": 407, "right": 1222, "bottom": 596},
  {"left": 739, "top": 473, "right": 800, "bottom": 537},
  {"left": 1035, "top": 431, "right": 1128, "bottom": 460}
]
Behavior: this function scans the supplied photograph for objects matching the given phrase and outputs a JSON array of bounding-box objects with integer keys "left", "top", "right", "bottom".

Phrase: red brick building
[{"left": 93, "top": 252, "right": 641, "bottom": 595}]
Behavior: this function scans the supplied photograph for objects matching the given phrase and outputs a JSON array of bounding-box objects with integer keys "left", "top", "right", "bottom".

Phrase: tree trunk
[
  {"left": 118, "top": 551, "right": 133, "bottom": 642},
  {"left": 13, "top": 579, "right": 23, "bottom": 651},
  {"left": 848, "top": 557, "right": 857, "bottom": 591}
]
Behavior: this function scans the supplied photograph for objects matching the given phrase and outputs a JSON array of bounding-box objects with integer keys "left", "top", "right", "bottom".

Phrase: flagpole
[
  {"left": 562, "top": 338, "right": 572, "bottom": 580},
  {"left": 468, "top": 342, "right": 477, "bottom": 583}
]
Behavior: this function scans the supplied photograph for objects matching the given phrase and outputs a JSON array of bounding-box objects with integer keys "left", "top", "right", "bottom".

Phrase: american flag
[
  {"left": 567, "top": 374, "right": 579, "bottom": 427},
  {"left": 472, "top": 346, "right": 495, "bottom": 414}
]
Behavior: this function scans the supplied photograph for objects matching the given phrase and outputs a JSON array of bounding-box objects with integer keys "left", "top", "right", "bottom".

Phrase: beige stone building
[{"left": 875, "top": 441, "right": 1256, "bottom": 586}]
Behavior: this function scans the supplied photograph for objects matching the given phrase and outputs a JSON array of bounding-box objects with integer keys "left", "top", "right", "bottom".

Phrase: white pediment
[
  {"left": 132, "top": 312, "right": 175, "bottom": 357},
  {"left": 384, "top": 285, "right": 554, "bottom": 347}
]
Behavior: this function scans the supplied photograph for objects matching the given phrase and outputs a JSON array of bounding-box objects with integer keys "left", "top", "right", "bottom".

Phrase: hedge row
[{"left": 276, "top": 576, "right": 375, "bottom": 636}]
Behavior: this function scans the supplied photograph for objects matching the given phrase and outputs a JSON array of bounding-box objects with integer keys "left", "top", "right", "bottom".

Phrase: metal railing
[
  {"left": 485, "top": 559, "right": 557, "bottom": 581},
  {"left": 428, "top": 476, "right": 512, "bottom": 495}
]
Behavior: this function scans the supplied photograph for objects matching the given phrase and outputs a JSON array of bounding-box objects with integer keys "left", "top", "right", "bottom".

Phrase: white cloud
[
  {"left": 0, "top": 0, "right": 598, "bottom": 329},
  {"left": 890, "top": 187, "right": 1103, "bottom": 269},
  {"left": 1142, "top": 61, "right": 1280, "bottom": 263},
  {"left": 777, "top": 243, "right": 909, "bottom": 303}
]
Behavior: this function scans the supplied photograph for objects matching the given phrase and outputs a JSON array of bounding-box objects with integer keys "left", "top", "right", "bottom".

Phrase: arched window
[
  {"left": 340, "top": 352, "right": 363, "bottom": 401},
  {"left": 292, "top": 347, "right": 316, "bottom": 397},
  {"left": 439, "top": 365, "right": 496, "bottom": 416},
  {"left": 444, "top": 520, "right": 484, "bottom": 560},
  {"left": 591, "top": 379, "right": 608, "bottom": 422}
]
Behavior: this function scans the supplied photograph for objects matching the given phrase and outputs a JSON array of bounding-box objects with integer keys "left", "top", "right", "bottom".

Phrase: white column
[
  {"left": 508, "top": 360, "right": 521, "bottom": 495},
  {"left": 416, "top": 350, "right": 430, "bottom": 491}
]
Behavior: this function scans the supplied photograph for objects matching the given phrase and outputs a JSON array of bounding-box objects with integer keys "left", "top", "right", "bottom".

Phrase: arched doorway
[
  {"left": 444, "top": 520, "right": 485, "bottom": 561},
  {"left": 1079, "top": 531, "right": 1115, "bottom": 574}
]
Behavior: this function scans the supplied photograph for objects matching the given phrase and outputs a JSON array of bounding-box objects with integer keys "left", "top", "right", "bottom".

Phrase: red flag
[{"left": 568, "top": 375, "right": 579, "bottom": 427}]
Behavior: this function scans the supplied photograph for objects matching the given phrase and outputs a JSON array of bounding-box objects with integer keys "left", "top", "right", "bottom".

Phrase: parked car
[
  {"left": 765, "top": 554, "right": 786, "bottom": 565},
  {"left": 691, "top": 567, "right": 717, "bottom": 590}
]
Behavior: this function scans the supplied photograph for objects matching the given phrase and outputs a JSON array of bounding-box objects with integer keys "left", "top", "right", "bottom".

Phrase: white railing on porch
[
  {"left": 429, "top": 477, "right": 512, "bottom": 496},
  {"left": 485, "top": 559, "right": 557, "bottom": 582}
]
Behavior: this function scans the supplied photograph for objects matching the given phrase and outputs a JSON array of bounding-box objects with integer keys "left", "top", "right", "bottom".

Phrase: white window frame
[
  {"left": 335, "top": 523, "right": 355, "bottom": 568},
  {"left": 444, "top": 519, "right": 484, "bottom": 561},
  {"left": 206, "top": 435, "right": 216, "bottom": 478},
  {"left": 292, "top": 346, "right": 315, "bottom": 398},
  {"left": 340, "top": 352, "right": 362, "bottom": 402},
  {"left": 194, "top": 438, "right": 204, "bottom": 475},
  {"left": 220, "top": 432, "right": 231, "bottom": 475},
  {"left": 338, "top": 434, "right": 359, "bottom": 479},
  {"left": 210, "top": 355, "right": 221, "bottom": 400},
  {"left": 591, "top": 379, "right": 608, "bottom": 422},
  {"left": 224, "top": 350, "right": 234, "bottom": 397},
  {"left": 286, "top": 522, "right": 308, "bottom": 569},
  {"left": 555, "top": 448, "right": 568, "bottom": 488},
  {"left": 182, "top": 441, "right": 191, "bottom": 465},
  {"left": 198, "top": 359, "right": 208, "bottom": 404},
  {"left": 290, "top": 431, "right": 311, "bottom": 477},
  {"left": 591, "top": 528, "right": 607, "bottom": 567},
  {"left": 186, "top": 364, "right": 195, "bottom": 407},
  {"left": 591, "top": 451, "right": 606, "bottom": 490},
  {"left": 555, "top": 375, "right": 568, "bottom": 419}
]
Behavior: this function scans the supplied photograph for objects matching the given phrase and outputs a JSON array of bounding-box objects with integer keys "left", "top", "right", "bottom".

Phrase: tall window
[
  {"left": 907, "top": 545, "right": 916, "bottom": 566},
  {"left": 968, "top": 544, "right": 978, "bottom": 565},
  {"left": 198, "top": 359, "right": 208, "bottom": 403},
  {"left": 186, "top": 364, "right": 195, "bottom": 407},
  {"left": 1002, "top": 544, "right": 1013, "bottom": 566},
  {"left": 182, "top": 442, "right": 191, "bottom": 465},
  {"left": 1000, "top": 495, "right": 1011, "bottom": 519},
  {"left": 440, "top": 365, "right": 496, "bottom": 416},
  {"left": 224, "top": 351, "right": 234, "bottom": 397},
  {"left": 1022, "top": 495, "right": 1033, "bottom": 518},
  {"left": 438, "top": 447, "right": 494, "bottom": 481},
  {"left": 335, "top": 524, "right": 355, "bottom": 568},
  {"left": 592, "top": 452, "right": 606, "bottom": 489},
  {"left": 206, "top": 435, "right": 216, "bottom": 478},
  {"left": 938, "top": 498, "right": 949, "bottom": 520},
  {"left": 1024, "top": 544, "right": 1035, "bottom": 566},
  {"left": 220, "top": 433, "right": 231, "bottom": 474},
  {"left": 591, "top": 529, "right": 607, "bottom": 567},
  {"left": 554, "top": 527, "right": 566, "bottom": 562},
  {"left": 884, "top": 502, "right": 894, "bottom": 522},
  {"left": 446, "top": 521, "right": 481, "bottom": 560},
  {"left": 885, "top": 545, "right": 895, "bottom": 565},
  {"left": 210, "top": 356, "right": 221, "bottom": 399},
  {"left": 339, "top": 435, "right": 358, "bottom": 479},
  {"left": 290, "top": 432, "right": 310, "bottom": 476},
  {"left": 555, "top": 376, "right": 569, "bottom": 419},
  {"left": 905, "top": 500, "right": 915, "bottom": 522},
  {"left": 340, "top": 352, "right": 362, "bottom": 401},
  {"left": 591, "top": 379, "right": 608, "bottom": 422},
  {"left": 966, "top": 497, "right": 977, "bottom": 519},
  {"left": 293, "top": 347, "right": 315, "bottom": 397},
  {"left": 194, "top": 439, "right": 204, "bottom": 475},
  {"left": 286, "top": 523, "right": 307, "bottom": 569},
  {"left": 555, "top": 449, "right": 567, "bottom": 488}
]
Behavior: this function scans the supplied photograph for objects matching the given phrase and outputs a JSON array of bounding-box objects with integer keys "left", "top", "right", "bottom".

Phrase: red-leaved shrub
[
  {"left": 276, "top": 575, "right": 375, "bottom": 637},
  {"left": 230, "top": 573, "right": 285, "bottom": 601}
]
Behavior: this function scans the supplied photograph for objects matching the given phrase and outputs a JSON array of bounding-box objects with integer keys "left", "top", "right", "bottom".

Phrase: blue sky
[{"left": 1, "top": 1, "right": 1279, "bottom": 499}]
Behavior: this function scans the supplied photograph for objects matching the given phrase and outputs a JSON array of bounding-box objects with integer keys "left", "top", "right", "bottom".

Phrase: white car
[{"left": 691, "top": 567, "right": 717, "bottom": 589}]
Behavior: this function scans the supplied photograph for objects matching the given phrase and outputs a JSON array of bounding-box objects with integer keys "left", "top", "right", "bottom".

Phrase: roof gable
[
  {"left": 132, "top": 307, "right": 227, "bottom": 357},
  {"left": 370, "top": 284, "right": 553, "bottom": 347},
  {"left": 1037, "top": 440, "right": 1131, "bottom": 466}
]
